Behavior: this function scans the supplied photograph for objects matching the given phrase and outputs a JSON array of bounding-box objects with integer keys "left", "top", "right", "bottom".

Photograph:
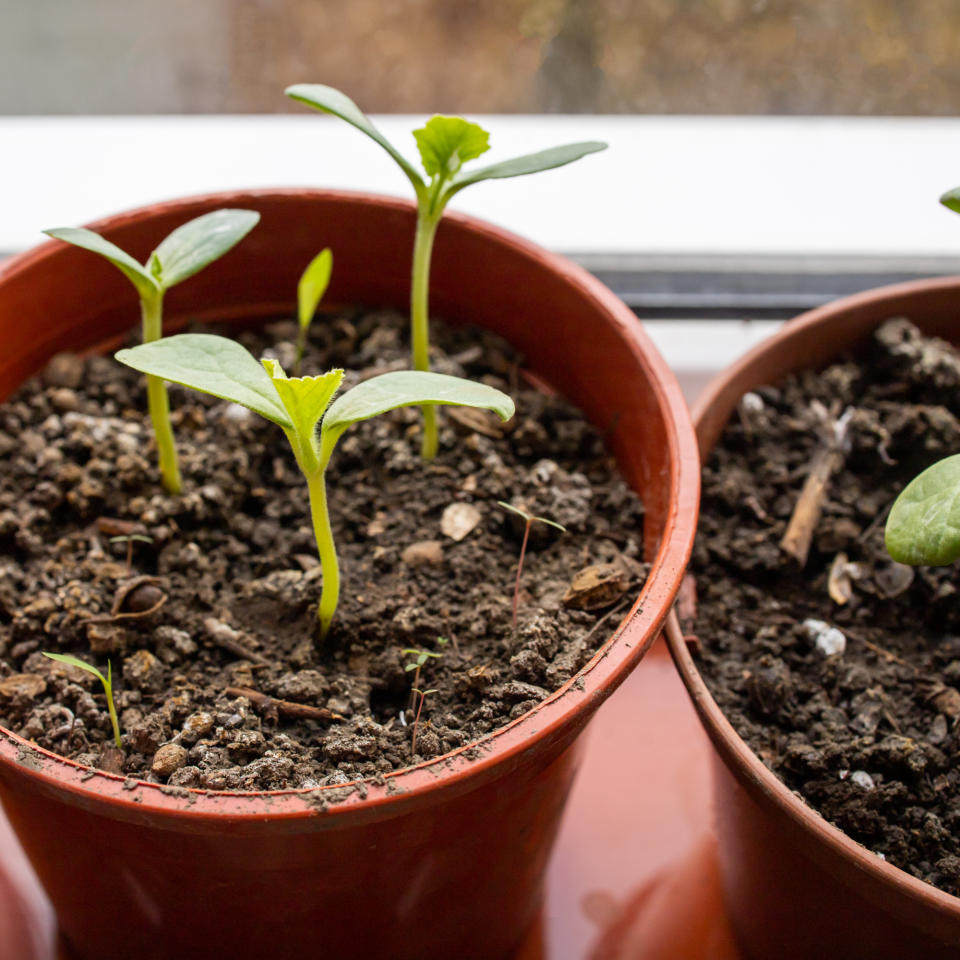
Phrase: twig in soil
[
  {"left": 204, "top": 619, "right": 271, "bottom": 667},
  {"left": 410, "top": 687, "right": 438, "bottom": 757},
  {"left": 780, "top": 407, "right": 854, "bottom": 567},
  {"left": 844, "top": 628, "right": 917, "bottom": 672},
  {"left": 225, "top": 687, "right": 340, "bottom": 724},
  {"left": 580, "top": 593, "right": 635, "bottom": 649},
  {"left": 497, "top": 501, "right": 566, "bottom": 632}
]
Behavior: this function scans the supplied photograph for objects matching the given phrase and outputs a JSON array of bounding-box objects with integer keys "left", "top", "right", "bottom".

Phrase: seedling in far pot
[
  {"left": 44, "top": 209, "right": 261, "bottom": 494},
  {"left": 884, "top": 187, "right": 960, "bottom": 567},
  {"left": 403, "top": 645, "right": 444, "bottom": 711},
  {"left": 885, "top": 454, "right": 960, "bottom": 565},
  {"left": 498, "top": 502, "right": 566, "bottom": 632},
  {"left": 295, "top": 248, "right": 333, "bottom": 376},
  {"left": 115, "top": 333, "right": 515, "bottom": 639},
  {"left": 286, "top": 82, "right": 606, "bottom": 460},
  {"left": 109, "top": 533, "right": 154, "bottom": 574},
  {"left": 410, "top": 687, "right": 438, "bottom": 758},
  {"left": 41, "top": 653, "right": 121, "bottom": 750}
]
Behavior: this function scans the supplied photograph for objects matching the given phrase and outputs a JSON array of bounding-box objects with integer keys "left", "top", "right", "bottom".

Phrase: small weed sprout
[
  {"left": 109, "top": 533, "right": 154, "bottom": 573},
  {"left": 885, "top": 187, "right": 960, "bottom": 566},
  {"left": 44, "top": 209, "right": 260, "bottom": 494},
  {"left": 498, "top": 502, "right": 566, "bottom": 632},
  {"left": 286, "top": 83, "right": 606, "bottom": 460},
  {"left": 295, "top": 248, "right": 333, "bottom": 376},
  {"left": 41, "top": 653, "right": 121, "bottom": 750},
  {"left": 115, "top": 333, "right": 514, "bottom": 639},
  {"left": 403, "top": 646, "right": 443, "bottom": 711},
  {"left": 410, "top": 687, "right": 438, "bottom": 758}
]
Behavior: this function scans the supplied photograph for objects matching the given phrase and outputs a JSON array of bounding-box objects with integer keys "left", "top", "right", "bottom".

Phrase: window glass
[{"left": 3, "top": 0, "right": 957, "bottom": 115}]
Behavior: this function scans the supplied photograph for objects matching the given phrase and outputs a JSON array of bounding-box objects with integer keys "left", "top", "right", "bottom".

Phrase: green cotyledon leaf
[
  {"left": 115, "top": 334, "right": 291, "bottom": 428},
  {"left": 322, "top": 370, "right": 514, "bottom": 445},
  {"left": 262, "top": 359, "right": 343, "bottom": 441},
  {"left": 413, "top": 116, "right": 490, "bottom": 178},
  {"left": 41, "top": 652, "right": 108, "bottom": 685},
  {"left": 285, "top": 83, "right": 424, "bottom": 188},
  {"left": 449, "top": 141, "right": 607, "bottom": 195},
  {"left": 149, "top": 209, "right": 260, "bottom": 289},
  {"left": 43, "top": 226, "right": 159, "bottom": 300},
  {"left": 885, "top": 453, "right": 960, "bottom": 565},
  {"left": 298, "top": 248, "right": 333, "bottom": 331}
]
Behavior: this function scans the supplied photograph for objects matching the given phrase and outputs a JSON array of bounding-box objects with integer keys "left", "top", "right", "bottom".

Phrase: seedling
[
  {"left": 410, "top": 687, "right": 438, "bottom": 757},
  {"left": 286, "top": 83, "right": 606, "bottom": 459},
  {"left": 403, "top": 645, "right": 444, "bottom": 710},
  {"left": 115, "top": 333, "right": 514, "bottom": 639},
  {"left": 884, "top": 186, "right": 960, "bottom": 567},
  {"left": 885, "top": 453, "right": 960, "bottom": 565},
  {"left": 498, "top": 502, "right": 566, "bottom": 631},
  {"left": 41, "top": 653, "right": 121, "bottom": 750},
  {"left": 44, "top": 209, "right": 261, "bottom": 494},
  {"left": 109, "top": 533, "right": 154, "bottom": 573},
  {"left": 295, "top": 248, "right": 333, "bottom": 376}
]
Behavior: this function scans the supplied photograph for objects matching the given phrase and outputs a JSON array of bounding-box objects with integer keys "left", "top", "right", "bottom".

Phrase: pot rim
[
  {"left": 669, "top": 274, "right": 960, "bottom": 917},
  {"left": 0, "top": 187, "right": 700, "bottom": 824}
]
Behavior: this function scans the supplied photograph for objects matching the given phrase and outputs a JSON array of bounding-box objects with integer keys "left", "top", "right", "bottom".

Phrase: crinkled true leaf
[
  {"left": 413, "top": 116, "right": 490, "bottom": 178},
  {"left": 285, "top": 83, "right": 423, "bottom": 187},
  {"left": 150, "top": 209, "right": 260, "bottom": 290},
  {"left": 298, "top": 248, "right": 333, "bottom": 331},
  {"left": 115, "top": 334, "right": 291, "bottom": 427},
  {"left": 42, "top": 652, "right": 107, "bottom": 685},
  {"left": 886, "top": 454, "right": 960, "bottom": 565},
  {"left": 262, "top": 359, "right": 343, "bottom": 440},
  {"left": 43, "top": 227, "right": 158, "bottom": 299},
  {"left": 450, "top": 141, "right": 607, "bottom": 195},
  {"left": 322, "top": 370, "right": 514, "bottom": 443}
]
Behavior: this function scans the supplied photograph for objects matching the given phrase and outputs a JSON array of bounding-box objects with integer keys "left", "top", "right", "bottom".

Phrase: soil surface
[
  {"left": 0, "top": 310, "right": 645, "bottom": 791},
  {"left": 689, "top": 317, "right": 960, "bottom": 896}
]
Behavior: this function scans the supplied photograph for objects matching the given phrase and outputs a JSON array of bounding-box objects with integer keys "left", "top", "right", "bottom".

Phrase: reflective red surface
[{"left": 0, "top": 638, "right": 741, "bottom": 960}]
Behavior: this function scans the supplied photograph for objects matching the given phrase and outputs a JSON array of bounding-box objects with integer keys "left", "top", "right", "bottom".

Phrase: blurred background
[{"left": 4, "top": 0, "right": 960, "bottom": 116}]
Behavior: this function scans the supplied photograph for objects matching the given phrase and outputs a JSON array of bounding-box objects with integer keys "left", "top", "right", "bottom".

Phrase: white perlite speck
[
  {"left": 850, "top": 770, "right": 875, "bottom": 791},
  {"left": 803, "top": 618, "right": 847, "bottom": 657}
]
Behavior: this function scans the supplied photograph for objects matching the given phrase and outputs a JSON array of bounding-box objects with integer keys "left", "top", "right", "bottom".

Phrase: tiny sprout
[
  {"left": 403, "top": 646, "right": 443, "bottom": 711},
  {"left": 286, "top": 83, "right": 606, "bottom": 460},
  {"left": 295, "top": 248, "right": 333, "bottom": 376},
  {"left": 44, "top": 209, "right": 260, "bottom": 495},
  {"left": 498, "top": 501, "right": 566, "bottom": 632},
  {"left": 109, "top": 532, "right": 154, "bottom": 573},
  {"left": 410, "top": 687, "right": 439, "bottom": 757},
  {"left": 41, "top": 653, "right": 121, "bottom": 750},
  {"left": 115, "top": 333, "right": 515, "bottom": 640}
]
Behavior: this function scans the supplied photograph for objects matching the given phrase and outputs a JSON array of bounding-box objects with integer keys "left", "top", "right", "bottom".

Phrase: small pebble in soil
[{"left": 151, "top": 743, "right": 188, "bottom": 778}]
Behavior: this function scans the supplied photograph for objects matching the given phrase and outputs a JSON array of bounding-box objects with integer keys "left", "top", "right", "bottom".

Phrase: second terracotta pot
[{"left": 667, "top": 276, "right": 960, "bottom": 960}]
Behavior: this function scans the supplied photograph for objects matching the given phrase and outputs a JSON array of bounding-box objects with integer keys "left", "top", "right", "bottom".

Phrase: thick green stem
[
  {"left": 307, "top": 468, "right": 339, "bottom": 639},
  {"left": 140, "top": 294, "right": 181, "bottom": 494},
  {"left": 411, "top": 209, "right": 441, "bottom": 459}
]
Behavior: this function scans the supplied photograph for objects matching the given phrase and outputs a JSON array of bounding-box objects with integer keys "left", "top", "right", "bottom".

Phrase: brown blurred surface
[
  {"left": 5, "top": 0, "right": 960, "bottom": 116},
  {"left": 1, "top": 637, "right": 741, "bottom": 960}
]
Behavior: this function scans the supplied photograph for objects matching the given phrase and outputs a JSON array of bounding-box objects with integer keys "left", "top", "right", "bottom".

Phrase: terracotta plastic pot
[
  {"left": 0, "top": 189, "right": 699, "bottom": 960},
  {"left": 666, "top": 276, "right": 960, "bottom": 960}
]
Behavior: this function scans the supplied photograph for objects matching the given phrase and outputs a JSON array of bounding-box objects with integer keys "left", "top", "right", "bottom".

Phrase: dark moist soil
[
  {"left": 688, "top": 317, "right": 960, "bottom": 897},
  {"left": 0, "top": 310, "right": 645, "bottom": 791}
]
